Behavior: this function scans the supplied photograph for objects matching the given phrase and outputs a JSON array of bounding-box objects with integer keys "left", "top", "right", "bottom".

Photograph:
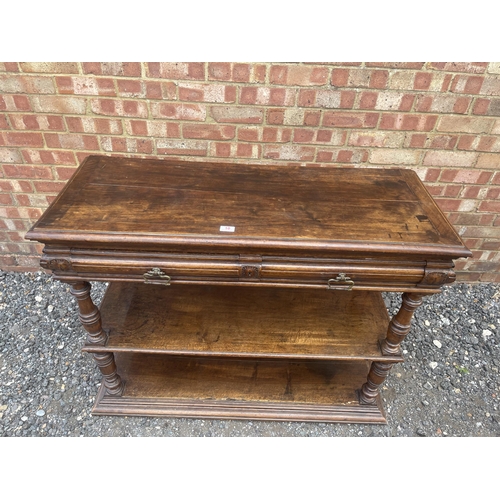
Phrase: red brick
[
  {"left": 415, "top": 95, "right": 471, "bottom": 114},
  {"left": 485, "top": 186, "right": 500, "bottom": 199},
  {"left": 211, "top": 106, "right": 263, "bottom": 124},
  {"left": 100, "top": 137, "right": 153, "bottom": 154},
  {"left": 56, "top": 167, "right": 77, "bottom": 181},
  {"left": 331, "top": 68, "right": 349, "bottom": 87},
  {"left": 125, "top": 120, "right": 180, "bottom": 138},
  {"left": 253, "top": 65, "right": 267, "bottom": 83},
  {"left": 9, "top": 114, "right": 65, "bottom": 131},
  {"left": 183, "top": 124, "right": 235, "bottom": 140},
  {"left": 400, "top": 94, "right": 415, "bottom": 111},
  {"left": 370, "top": 70, "right": 389, "bottom": 89},
  {"left": 21, "top": 150, "right": 76, "bottom": 165},
  {"left": 0, "top": 62, "right": 19, "bottom": 72},
  {"left": 478, "top": 201, "right": 500, "bottom": 212},
  {"left": 454, "top": 213, "right": 495, "bottom": 225},
  {"left": 359, "top": 92, "right": 377, "bottom": 109},
  {"left": 316, "top": 130, "right": 332, "bottom": 142},
  {"left": 439, "top": 74, "right": 452, "bottom": 92},
  {"left": 451, "top": 75, "right": 484, "bottom": 94},
  {"left": 238, "top": 127, "right": 261, "bottom": 142},
  {"left": 408, "top": 133, "right": 426, "bottom": 148},
  {"left": 438, "top": 169, "right": 459, "bottom": 183},
  {"left": 460, "top": 186, "right": 482, "bottom": 199},
  {"left": 179, "top": 86, "right": 203, "bottom": 102},
  {"left": 262, "top": 128, "right": 292, "bottom": 143},
  {"left": 233, "top": 64, "right": 251, "bottom": 82},
  {"left": 145, "top": 81, "right": 163, "bottom": 99},
  {"left": 267, "top": 109, "right": 284, "bottom": 125},
  {"left": 0, "top": 193, "right": 13, "bottom": 205},
  {"left": 151, "top": 102, "right": 206, "bottom": 121},
  {"left": 148, "top": 62, "right": 205, "bottom": 80},
  {"left": 298, "top": 89, "right": 317, "bottom": 107},
  {"left": 179, "top": 83, "right": 236, "bottom": 103},
  {"left": 435, "top": 199, "right": 461, "bottom": 212},
  {"left": 414, "top": 72, "right": 432, "bottom": 90},
  {"left": 3, "top": 164, "right": 53, "bottom": 180},
  {"left": 2, "top": 132, "right": 44, "bottom": 147},
  {"left": 214, "top": 142, "right": 231, "bottom": 157},
  {"left": 240, "top": 87, "right": 257, "bottom": 104},
  {"left": 270, "top": 65, "right": 328, "bottom": 86},
  {"left": 269, "top": 88, "right": 294, "bottom": 106},
  {"left": 304, "top": 111, "right": 321, "bottom": 126},
  {"left": 481, "top": 241, "right": 500, "bottom": 251},
  {"left": 473, "top": 98, "right": 491, "bottom": 115},
  {"left": 293, "top": 129, "right": 316, "bottom": 143},
  {"left": 379, "top": 114, "right": 437, "bottom": 131},
  {"left": 117, "top": 80, "right": 144, "bottom": 97},
  {"left": 476, "top": 153, "right": 500, "bottom": 169},
  {"left": 236, "top": 143, "right": 256, "bottom": 157},
  {"left": 208, "top": 63, "right": 231, "bottom": 81},
  {"left": 0, "top": 255, "right": 19, "bottom": 268},
  {"left": 429, "top": 135, "right": 458, "bottom": 150},
  {"left": 455, "top": 97, "right": 472, "bottom": 113},
  {"left": 66, "top": 117, "right": 123, "bottom": 135},
  {"left": 0, "top": 95, "right": 31, "bottom": 111},
  {"left": 33, "top": 181, "right": 66, "bottom": 193},
  {"left": 225, "top": 86, "right": 237, "bottom": 102},
  {"left": 323, "top": 112, "right": 379, "bottom": 128},
  {"left": 452, "top": 169, "right": 492, "bottom": 184},
  {"left": 477, "top": 136, "right": 499, "bottom": 152}
]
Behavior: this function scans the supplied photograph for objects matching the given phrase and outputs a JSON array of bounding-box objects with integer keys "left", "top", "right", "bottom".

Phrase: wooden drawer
[{"left": 39, "top": 247, "right": 452, "bottom": 292}]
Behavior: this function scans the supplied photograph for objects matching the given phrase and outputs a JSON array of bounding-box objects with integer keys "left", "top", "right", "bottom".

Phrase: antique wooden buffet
[{"left": 25, "top": 155, "right": 471, "bottom": 424}]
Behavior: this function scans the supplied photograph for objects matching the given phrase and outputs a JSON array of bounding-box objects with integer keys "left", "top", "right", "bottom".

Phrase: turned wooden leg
[
  {"left": 360, "top": 292, "right": 425, "bottom": 405},
  {"left": 359, "top": 361, "right": 393, "bottom": 405},
  {"left": 69, "top": 281, "right": 124, "bottom": 396}
]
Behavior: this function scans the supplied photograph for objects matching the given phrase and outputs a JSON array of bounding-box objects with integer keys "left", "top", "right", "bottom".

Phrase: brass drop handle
[
  {"left": 328, "top": 273, "right": 354, "bottom": 291},
  {"left": 143, "top": 268, "right": 171, "bottom": 285}
]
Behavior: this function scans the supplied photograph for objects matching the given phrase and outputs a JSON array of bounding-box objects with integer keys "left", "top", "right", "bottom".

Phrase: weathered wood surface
[
  {"left": 84, "top": 283, "right": 398, "bottom": 362},
  {"left": 26, "top": 155, "right": 472, "bottom": 259}
]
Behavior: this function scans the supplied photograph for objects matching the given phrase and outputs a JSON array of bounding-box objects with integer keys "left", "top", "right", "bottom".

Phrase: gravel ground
[{"left": 1, "top": 270, "right": 499, "bottom": 437}]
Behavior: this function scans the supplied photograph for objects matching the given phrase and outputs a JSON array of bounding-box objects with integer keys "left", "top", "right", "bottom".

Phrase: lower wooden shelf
[
  {"left": 86, "top": 283, "right": 394, "bottom": 423},
  {"left": 92, "top": 353, "right": 386, "bottom": 423}
]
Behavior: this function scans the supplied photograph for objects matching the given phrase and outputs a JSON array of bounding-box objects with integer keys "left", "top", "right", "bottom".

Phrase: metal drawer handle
[
  {"left": 143, "top": 268, "right": 171, "bottom": 286},
  {"left": 328, "top": 273, "right": 354, "bottom": 291}
]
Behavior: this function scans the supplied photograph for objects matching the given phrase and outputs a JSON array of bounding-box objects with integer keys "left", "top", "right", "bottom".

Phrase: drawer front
[{"left": 39, "top": 248, "right": 445, "bottom": 291}]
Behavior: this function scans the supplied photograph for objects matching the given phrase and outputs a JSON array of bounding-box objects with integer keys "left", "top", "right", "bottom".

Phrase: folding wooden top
[{"left": 26, "top": 155, "right": 471, "bottom": 259}]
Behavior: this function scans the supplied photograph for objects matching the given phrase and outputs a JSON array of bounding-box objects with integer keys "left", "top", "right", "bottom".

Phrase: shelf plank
[
  {"left": 92, "top": 353, "right": 386, "bottom": 423},
  {"left": 87, "top": 283, "right": 400, "bottom": 362}
]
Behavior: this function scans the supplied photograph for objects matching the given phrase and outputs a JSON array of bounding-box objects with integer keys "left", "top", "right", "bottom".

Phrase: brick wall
[{"left": 0, "top": 62, "right": 499, "bottom": 281}]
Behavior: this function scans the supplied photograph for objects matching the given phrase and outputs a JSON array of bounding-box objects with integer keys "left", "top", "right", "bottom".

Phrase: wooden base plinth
[{"left": 91, "top": 353, "right": 386, "bottom": 424}]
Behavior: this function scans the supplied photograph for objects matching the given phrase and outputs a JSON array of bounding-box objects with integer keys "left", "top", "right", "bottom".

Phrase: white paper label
[{"left": 220, "top": 225, "right": 235, "bottom": 232}]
